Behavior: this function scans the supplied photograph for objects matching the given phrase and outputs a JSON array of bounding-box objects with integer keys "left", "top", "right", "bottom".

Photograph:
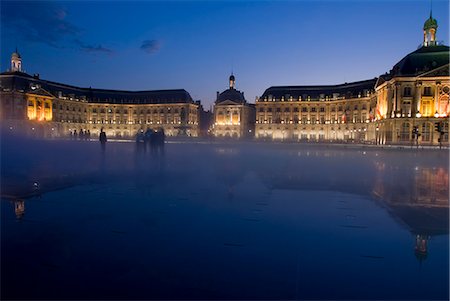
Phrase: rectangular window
[{"left": 404, "top": 87, "right": 412, "bottom": 96}]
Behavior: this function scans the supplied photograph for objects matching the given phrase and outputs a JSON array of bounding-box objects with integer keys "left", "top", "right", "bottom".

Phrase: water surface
[{"left": 1, "top": 137, "right": 449, "bottom": 299}]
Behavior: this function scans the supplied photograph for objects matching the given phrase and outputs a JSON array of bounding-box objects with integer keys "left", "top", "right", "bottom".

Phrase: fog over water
[{"left": 1, "top": 133, "right": 449, "bottom": 300}]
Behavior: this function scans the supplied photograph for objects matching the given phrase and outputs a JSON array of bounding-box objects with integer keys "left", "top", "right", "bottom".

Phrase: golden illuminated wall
[
  {"left": 254, "top": 95, "right": 372, "bottom": 141},
  {"left": 420, "top": 96, "right": 434, "bottom": 117},
  {"left": 375, "top": 87, "right": 388, "bottom": 119},
  {"left": 437, "top": 85, "right": 450, "bottom": 116},
  {"left": 26, "top": 94, "right": 52, "bottom": 121},
  {"left": 214, "top": 107, "right": 241, "bottom": 126},
  {"left": 212, "top": 104, "right": 254, "bottom": 138}
]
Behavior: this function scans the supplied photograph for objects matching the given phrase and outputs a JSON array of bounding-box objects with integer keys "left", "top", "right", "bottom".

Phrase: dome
[
  {"left": 11, "top": 52, "right": 21, "bottom": 59},
  {"left": 423, "top": 15, "right": 438, "bottom": 30},
  {"left": 229, "top": 74, "right": 235, "bottom": 82},
  {"left": 216, "top": 88, "right": 245, "bottom": 104},
  {"left": 390, "top": 45, "right": 449, "bottom": 76}
]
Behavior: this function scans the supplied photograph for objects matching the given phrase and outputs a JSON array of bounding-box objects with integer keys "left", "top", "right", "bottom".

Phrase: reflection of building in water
[
  {"left": 373, "top": 164, "right": 449, "bottom": 208},
  {"left": 373, "top": 163, "right": 449, "bottom": 262},
  {"left": 414, "top": 167, "right": 448, "bottom": 206},
  {"left": 415, "top": 234, "right": 430, "bottom": 262},
  {"left": 14, "top": 199, "right": 25, "bottom": 219},
  {"left": 214, "top": 147, "right": 243, "bottom": 199}
]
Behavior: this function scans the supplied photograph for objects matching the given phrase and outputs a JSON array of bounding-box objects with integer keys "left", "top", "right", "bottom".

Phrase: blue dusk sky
[{"left": 1, "top": 0, "right": 449, "bottom": 108}]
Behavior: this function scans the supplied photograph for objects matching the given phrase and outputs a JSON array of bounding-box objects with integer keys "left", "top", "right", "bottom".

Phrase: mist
[{"left": 1, "top": 134, "right": 449, "bottom": 300}]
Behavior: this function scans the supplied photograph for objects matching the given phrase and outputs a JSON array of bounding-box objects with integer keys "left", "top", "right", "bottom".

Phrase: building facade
[
  {"left": 372, "top": 12, "right": 449, "bottom": 145},
  {"left": 0, "top": 52, "right": 200, "bottom": 138},
  {"left": 212, "top": 74, "right": 255, "bottom": 138},
  {"left": 1, "top": 11, "right": 448, "bottom": 145},
  {"left": 255, "top": 79, "right": 376, "bottom": 142},
  {"left": 256, "top": 12, "right": 449, "bottom": 145}
]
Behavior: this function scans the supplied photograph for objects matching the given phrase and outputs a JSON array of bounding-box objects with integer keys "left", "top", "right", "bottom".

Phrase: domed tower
[
  {"left": 423, "top": 10, "right": 438, "bottom": 46},
  {"left": 229, "top": 73, "right": 235, "bottom": 90},
  {"left": 11, "top": 48, "right": 22, "bottom": 72}
]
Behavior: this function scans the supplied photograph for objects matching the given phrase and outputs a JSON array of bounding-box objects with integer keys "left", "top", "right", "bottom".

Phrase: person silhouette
[
  {"left": 156, "top": 128, "right": 165, "bottom": 155},
  {"left": 99, "top": 128, "right": 107, "bottom": 152}
]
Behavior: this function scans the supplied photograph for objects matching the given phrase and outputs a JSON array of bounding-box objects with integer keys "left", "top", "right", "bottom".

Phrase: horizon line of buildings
[{"left": 1, "top": 12, "right": 449, "bottom": 145}]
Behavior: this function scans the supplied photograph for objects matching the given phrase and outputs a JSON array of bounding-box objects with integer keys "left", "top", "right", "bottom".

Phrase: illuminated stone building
[
  {"left": 212, "top": 74, "right": 255, "bottom": 138},
  {"left": 255, "top": 79, "right": 376, "bottom": 141},
  {"left": 371, "top": 12, "right": 450, "bottom": 145},
  {"left": 256, "top": 11, "right": 449, "bottom": 145},
  {"left": 0, "top": 51, "right": 200, "bottom": 138}
]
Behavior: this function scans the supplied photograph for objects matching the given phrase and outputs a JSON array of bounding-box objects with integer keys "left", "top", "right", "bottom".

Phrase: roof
[
  {"left": 216, "top": 88, "right": 246, "bottom": 104},
  {"left": 390, "top": 45, "right": 449, "bottom": 77},
  {"left": 423, "top": 14, "right": 438, "bottom": 30},
  {"left": 260, "top": 78, "right": 377, "bottom": 101},
  {"left": 0, "top": 72, "right": 194, "bottom": 105}
]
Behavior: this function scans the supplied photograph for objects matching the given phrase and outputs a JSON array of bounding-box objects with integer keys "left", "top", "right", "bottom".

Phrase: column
[{"left": 415, "top": 82, "right": 422, "bottom": 114}]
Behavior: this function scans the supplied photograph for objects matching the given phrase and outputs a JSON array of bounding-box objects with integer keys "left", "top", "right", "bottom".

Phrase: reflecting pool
[{"left": 1, "top": 136, "right": 449, "bottom": 300}]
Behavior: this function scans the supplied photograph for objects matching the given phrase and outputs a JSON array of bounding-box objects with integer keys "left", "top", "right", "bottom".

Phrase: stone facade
[{"left": 0, "top": 71, "right": 200, "bottom": 139}]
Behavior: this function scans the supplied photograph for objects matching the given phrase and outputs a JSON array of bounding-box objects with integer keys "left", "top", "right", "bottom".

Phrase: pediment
[
  {"left": 216, "top": 99, "right": 241, "bottom": 106},
  {"left": 417, "top": 64, "right": 450, "bottom": 78},
  {"left": 26, "top": 86, "right": 55, "bottom": 98}
]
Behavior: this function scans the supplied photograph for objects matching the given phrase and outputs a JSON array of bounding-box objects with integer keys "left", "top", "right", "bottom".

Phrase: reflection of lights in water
[
  {"left": 215, "top": 148, "right": 238, "bottom": 155},
  {"left": 14, "top": 200, "right": 25, "bottom": 219},
  {"left": 415, "top": 234, "right": 429, "bottom": 262}
]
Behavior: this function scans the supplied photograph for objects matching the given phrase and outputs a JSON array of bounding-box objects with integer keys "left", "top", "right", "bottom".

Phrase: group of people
[
  {"left": 136, "top": 128, "right": 166, "bottom": 154},
  {"left": 70, "top": 129, "right": 91, "bottom": 140},
  {"left": 97, "top": 127, "right": 165, "bottom": 154}
]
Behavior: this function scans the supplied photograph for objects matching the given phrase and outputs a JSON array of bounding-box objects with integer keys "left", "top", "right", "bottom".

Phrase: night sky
[{"left": 1, "top": 0, "right": 448, "bottom": 108}]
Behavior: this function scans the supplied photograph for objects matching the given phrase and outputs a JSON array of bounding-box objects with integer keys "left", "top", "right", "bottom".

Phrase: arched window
[
  {"left": 422, "top": 123, "right": 431, "bottom": 142},
  {"left": 400, "top": 122, "right": 410, "bottom": 141},
  {"left": 442, "top": 122, "right": 449, "bottom": 142}
]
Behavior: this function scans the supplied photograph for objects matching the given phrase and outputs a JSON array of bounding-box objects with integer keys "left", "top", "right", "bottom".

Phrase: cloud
[
  {"left": 74, "top": 39, "right": 113, "bottom": 55},
  {"left": 2, "top": 1, "right": 79, "bottom": 48},
  {"left": 1, "top": 1, "right": 112, "bottom": 55},
  {"left": 140, "top": 40, "right": 161, "bottom": 54}
]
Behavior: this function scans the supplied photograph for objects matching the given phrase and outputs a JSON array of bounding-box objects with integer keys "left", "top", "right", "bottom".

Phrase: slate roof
[
  {"left": 216, "top": 88, "right": 246, "bottom": 104},
  {"left": 260, "top": 79, "right": 377, "bottom": 101},
  {"left": 390, "top": 45, "right": 449, "bottom": 77},
  {"left": 0, "top": 71, "right": 194, "bottom": 104}
]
